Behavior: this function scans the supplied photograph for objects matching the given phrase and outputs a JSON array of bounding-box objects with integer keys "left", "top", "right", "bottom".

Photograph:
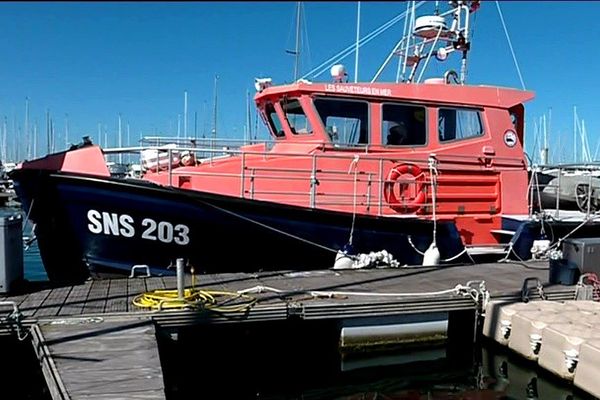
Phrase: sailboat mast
[
  {"left": 573, "top": 106, "right": 577, "bottom": 163},
  {"left": 184, "top": 90, "right": 188, "bottom": 139},
  {"left": 118, "top": 113, "right": 123, "bottom": 164},
  {"left": 46, "top": 109, "right": 50, "bottom": 155},
  {"left": 212, "top": 75, "right": 218, "bottom": 140},
  {"left": 33, "top": 121, "right": 37, "bottom": 158},
  {"left": 65, "top": 113, "right": 69, "bottom": 148},
  {"left": 293, "top": 2, "right": 301, "bottom": 81},
  {"left": 25, "top": 97, "right": 29, "bottom": 159},
  {"left": 2, "top": 117, "right": 7, "bottom": 162},
  {"left": 354, "top": 1, "right": 361, "bottom": 83},
  {"left": 246, "top": 89, "right": 251, "bottom": 142}
]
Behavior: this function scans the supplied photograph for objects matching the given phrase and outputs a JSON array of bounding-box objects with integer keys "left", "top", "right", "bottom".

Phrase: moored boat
[{"left": 11, "top": 1, "right": 600, "bottom": 284}]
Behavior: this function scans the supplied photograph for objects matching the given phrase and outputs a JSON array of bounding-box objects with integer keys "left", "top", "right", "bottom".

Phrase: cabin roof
[{"left": 255, "top": 81, "right": 535, "bottom": 109}]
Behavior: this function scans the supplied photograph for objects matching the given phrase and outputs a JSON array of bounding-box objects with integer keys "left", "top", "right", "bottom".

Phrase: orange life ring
[{"left": 383, "top": 163, "right": 427, "bottom": 213}]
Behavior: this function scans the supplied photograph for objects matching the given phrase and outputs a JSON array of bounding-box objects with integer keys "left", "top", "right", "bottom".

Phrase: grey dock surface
[
  {"left": 0, "top": 260, "right": 579, "bottom": 400},
  {"left": 31, "top": 318, "right": 165, "bottom": 400},
  {"left": 0, "top": 260, "right": 574, "bottom": 328}
]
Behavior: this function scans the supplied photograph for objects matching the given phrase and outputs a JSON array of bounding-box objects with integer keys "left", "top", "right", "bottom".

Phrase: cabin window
[
  {"left": 313, "top": 98, "right": 369, "bottom": 146},
  {"left": 438, "top": 108, "right": 483, "bottom": 142},
  {"left": 382, "top": 104, "right": 427, "bottom": 146},
  {"left": 281, "top": 98, "right": 312, "bottom": 135},
  {"left": 265, "top": 103, "right": 285, "bottom": 138}
]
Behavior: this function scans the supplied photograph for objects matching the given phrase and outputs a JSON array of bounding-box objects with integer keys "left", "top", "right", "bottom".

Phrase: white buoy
[
  {"left": 333, "top": 250, "right": 355, "bottom": 270},
  {"left": 422, "top": 242, "right": 440, "bottom": 266}
]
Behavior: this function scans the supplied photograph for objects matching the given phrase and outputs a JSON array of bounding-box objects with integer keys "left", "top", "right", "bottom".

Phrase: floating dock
[
  {"left": 0, "top": 260, "right": 590, "bottom": 399},
  {"left": 484, "top": 299, "right": 600, "bottom": 398}
]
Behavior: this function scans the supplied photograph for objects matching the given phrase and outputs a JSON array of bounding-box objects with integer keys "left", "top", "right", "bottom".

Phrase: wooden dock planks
[{"left": 33, "top": 318, "right": 165, "bottom": 400}]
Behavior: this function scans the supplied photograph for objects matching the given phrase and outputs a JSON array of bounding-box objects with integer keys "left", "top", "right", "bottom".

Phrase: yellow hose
[{"left": 132, "top": 288, "right": 257, "bottom": 312}]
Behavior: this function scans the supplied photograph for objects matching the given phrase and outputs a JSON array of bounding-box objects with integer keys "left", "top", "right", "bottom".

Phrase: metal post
[
  {"left": 587, "top": 170, "right": 593, "bottom": 217},
  {"left": 378, "top": 159, "right": 384, "bottom": 216},
  {"left": 240, "top": 152, "right": 246, "bottom": 198},
  {"left": 168, "top": 148, "right": 172, "bottom": 187},
  {"left": 176, "top": 258, "right": 185, "bottom": 300},
  {"left": 555, "top": 168, "right": 561, "bottom": 219},
  {"left": 309, "top": 155, "right": 317, "bottom": 208}
]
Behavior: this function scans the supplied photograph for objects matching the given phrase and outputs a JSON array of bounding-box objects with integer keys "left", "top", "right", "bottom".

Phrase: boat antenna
[{"left": 391, "top": 0, "right": 480, "bottom": 84}]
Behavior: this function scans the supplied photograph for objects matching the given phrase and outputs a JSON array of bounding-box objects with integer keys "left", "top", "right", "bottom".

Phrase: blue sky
[{"left": 0, "top": 1, "right": 598, "bottom": 163}]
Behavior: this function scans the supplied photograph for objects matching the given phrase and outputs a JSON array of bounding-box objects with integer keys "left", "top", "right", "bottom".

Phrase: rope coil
[{"left": 132, "top": 288, "right": 257, "bottom": 312}]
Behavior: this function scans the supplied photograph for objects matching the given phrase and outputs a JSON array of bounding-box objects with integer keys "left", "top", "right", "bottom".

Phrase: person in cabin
[{"left": 387, "top": 121, "right": 408, "bottom": 145}]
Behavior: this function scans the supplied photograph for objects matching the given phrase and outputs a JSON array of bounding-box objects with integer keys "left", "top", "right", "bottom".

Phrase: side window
[
  {"left": 438, "top": 108, "right": 483, "bottom": 142},
  {"left": 281, "top": 98, "right": 312, "bottom": 135},
  {"left": 265, "top": 103, "right": 285, "bottom": 138},
  {"left": 313, "top": 98, "right": 369, "bottom": 146},
  {"left": 382, "top": 104, "right": 426, "bottom": 146}
]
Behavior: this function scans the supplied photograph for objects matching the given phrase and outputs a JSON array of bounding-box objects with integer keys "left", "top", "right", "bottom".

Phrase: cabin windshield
[
  {"left": 313, "top": 97, "right": 369, "bottom": 146},
  {"left": 281, "top": 98, "right": 312, "bottom": 135},
  {"left": 264, "top": 103, "right": 285, "bottom": 138}
]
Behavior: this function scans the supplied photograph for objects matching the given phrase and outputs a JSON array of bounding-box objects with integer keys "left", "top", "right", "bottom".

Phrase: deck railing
[
  {"left": 531, "top": 163, "right": 600, "bottom": 220},
  {"left": 103, "top": 139, "right": 526, "bottom": 217}
]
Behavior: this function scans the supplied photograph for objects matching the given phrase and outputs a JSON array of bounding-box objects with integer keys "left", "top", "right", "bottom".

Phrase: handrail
[{"left": 101, "top": 142, "right": 512, "bottom": 217}]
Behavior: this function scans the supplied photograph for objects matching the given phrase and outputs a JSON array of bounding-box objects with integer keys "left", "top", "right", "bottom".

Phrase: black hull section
[{"left": 12, "top": 170, "right": 465, "bottom": 284}]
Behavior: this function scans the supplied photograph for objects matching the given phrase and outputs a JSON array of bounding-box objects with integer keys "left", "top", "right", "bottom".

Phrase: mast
[
  {"left": 118, "top": 113, "right": 123, "bottom": 164},
  {"left": 51, "top": 118, "right": 56, "bottom": 153},
  {"left": 33, "top": 120, "right": 37, "bottom": 158},
  {"left": 184, "top": 90, "right": 188, "bottom": 139},
  {"left": 573, "top": 106, "right": 577, "bottom": 163},
  {"left": 285, "top": 2, "right": 303, "bottom": 81},
  {"left": 354, "top": 1, "right": 361, "bottom": 83},
  {"left": 24, "top": 97, "right": 29, "bottom": 159},
  {"left": 126, "top": 122, "right": 130, "bottom": 164},
  {"left": 246, "top": 89, "right": 252, "bottom": 142},
  {"left": 194, "top": 111, "right": 198, "bottom": 141},
  {"left": 65, "top": 113, "right": 69, "bottom": 148},
  {"left": 293, "top": 2, "right": 301, "bottom": 81},
  {"left": 46, "top": 109, "right": 50, "bottom": 155},
  {"left": 212, "top": 75, "right": 218, "bottom": 139},
  {"left": 2, "top": 117, "right": 7, "bottom": 162}
]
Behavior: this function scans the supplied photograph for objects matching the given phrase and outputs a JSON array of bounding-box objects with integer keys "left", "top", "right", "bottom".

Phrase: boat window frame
[
  {"left": 437, "top": 107, "right": 485, "bottom": 144},
  {"left": 262, "top": 102, "right": 287, "bottom": 139},
  {"left": 380, "top": 101, "right": 429, "bottom": 148},
  {"left": 279, "top": 96, "right": 314, "bottom": 136},
  {"left": 311, "top": 96, "right": 371, "bottom": 148}
]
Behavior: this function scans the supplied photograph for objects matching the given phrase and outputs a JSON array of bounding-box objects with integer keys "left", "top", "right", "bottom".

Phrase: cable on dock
[{"left": 132, "top": 288, "right": 257, "bottom": 312}]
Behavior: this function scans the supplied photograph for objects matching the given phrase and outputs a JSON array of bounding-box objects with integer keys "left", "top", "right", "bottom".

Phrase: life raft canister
[{"left": 383, "top": 163, "right": 427, "bottom": 213}]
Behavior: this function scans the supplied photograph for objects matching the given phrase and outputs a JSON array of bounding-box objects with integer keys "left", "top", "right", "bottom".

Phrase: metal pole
[
  {"left": 184, "top": 90, "right": 188, "bottom": 139},
  {"left": 555, "top": 168, "right": 561, "bottom": 219},
  {"left": 354, "top": 1, "right": 361, "bottom": 83},
  {"left": 176, "top": 258, "right": 185, "bottom": 300}
]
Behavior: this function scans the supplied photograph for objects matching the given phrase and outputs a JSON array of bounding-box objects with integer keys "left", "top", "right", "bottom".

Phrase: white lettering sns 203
[{"left": 87, "top": 210, "right": 190, "bottom": 245}]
